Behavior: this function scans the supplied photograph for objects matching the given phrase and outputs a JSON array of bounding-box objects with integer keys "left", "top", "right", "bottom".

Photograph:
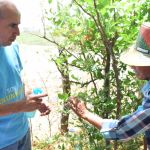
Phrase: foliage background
[{"left": 18, "top": 0, "right": 150, "bottom": 149}]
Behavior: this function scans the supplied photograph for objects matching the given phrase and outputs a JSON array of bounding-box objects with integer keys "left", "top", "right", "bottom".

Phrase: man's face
[
  {"left": 0, "top": 9, "right": 20, "bottom": 46},
  {"left": 131, "top": 66, "right": 150, "bottom": 80}
]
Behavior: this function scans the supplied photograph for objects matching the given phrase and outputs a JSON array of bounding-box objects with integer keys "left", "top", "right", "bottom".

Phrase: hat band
[{"left": 136, "top": 47, "right": 150, "bottom": 55}]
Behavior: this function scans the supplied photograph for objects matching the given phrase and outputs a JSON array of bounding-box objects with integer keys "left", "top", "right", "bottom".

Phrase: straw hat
[{"left": 120, "top": 22, "right": 150, "bottom": 66}]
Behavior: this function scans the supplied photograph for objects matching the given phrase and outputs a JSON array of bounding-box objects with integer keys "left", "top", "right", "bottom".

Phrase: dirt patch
[{"left": 20, "top": 44, "right": 62, "bottom": 140}]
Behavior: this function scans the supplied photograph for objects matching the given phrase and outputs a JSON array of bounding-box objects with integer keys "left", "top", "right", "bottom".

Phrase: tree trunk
[{"left": 60, "top": 69, "right": 71, "bottom": 134}]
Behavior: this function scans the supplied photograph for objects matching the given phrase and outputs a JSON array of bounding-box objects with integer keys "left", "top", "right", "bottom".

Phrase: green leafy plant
[{"left": 35, "top": 0, "right": 150, "bottom": 149}]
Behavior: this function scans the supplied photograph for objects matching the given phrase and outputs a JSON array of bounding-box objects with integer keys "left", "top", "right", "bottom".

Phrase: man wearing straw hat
[{"left": 68, "top": 22, "right": 150, "bottom": 149}]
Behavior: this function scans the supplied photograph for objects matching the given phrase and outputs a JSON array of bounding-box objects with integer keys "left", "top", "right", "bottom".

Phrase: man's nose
[
  {"left": 16, "top": 27, "right": 20, "bottom": 36},
  {"left": 14, "top": 26, "right": 20, "bottom": 36}
]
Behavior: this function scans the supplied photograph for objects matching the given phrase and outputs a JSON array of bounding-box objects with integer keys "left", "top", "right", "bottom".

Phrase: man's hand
[
  {"left": 67, "top": 96, "right": 89, "bottom": 119},
  {"left": 0, "top": 93, "right": 51, "bottom": 116},
  {"left": 38, "top": 103, "right": 51, "bottom": 116},
  {"left": 67, "top": 96, "right": 103, "bottom": 129},
  {"left": 21, "top": 93, "right": 48, "bottom": 112},
  {"left": 25, "top": 90, "right": 51, "bottom": 116}
]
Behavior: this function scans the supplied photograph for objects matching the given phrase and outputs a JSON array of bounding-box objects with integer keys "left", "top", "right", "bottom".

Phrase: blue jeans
[{"left": 1, "top": 130, "right": 31, "bottom": 150}]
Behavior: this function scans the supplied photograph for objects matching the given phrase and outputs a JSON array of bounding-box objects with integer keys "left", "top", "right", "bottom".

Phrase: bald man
[{"left": 0, "top": 1, "right": 50, "bottom": 149}]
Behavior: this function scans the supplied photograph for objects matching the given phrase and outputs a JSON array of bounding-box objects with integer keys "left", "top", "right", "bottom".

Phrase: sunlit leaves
[
  {"left": 46, "top": 0, "right": 149, "bottom": 147},
  {"left": 48, "top": 0, "right": 52, "bottom": 3},
  {"left": 58, "top": 93, "right": 69, "bottom": 102}
]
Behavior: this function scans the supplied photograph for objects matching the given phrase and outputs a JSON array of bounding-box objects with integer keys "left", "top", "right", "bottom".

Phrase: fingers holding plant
[{"left": 67, "top": 96, "right": 89, "bottom": 119}]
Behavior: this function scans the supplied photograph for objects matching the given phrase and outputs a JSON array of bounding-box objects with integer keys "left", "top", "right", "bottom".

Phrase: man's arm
[
  {"left": 0, "top": 101, "right": 26, "bottom": 116},
  {"left": 68, "top": 96, "right": 150, "bottom": 141},
  {"left": 0, "top": 93, "right": 50, "bottom": 116},
  {"left": 0, "top": 102, "right": 19, "bottom": 116},
  {"left": 68, "top": 96, "right": 103, "bottom": 129},
  {"left": 81, "top": 111, "right": 103, "bottom": 129}
]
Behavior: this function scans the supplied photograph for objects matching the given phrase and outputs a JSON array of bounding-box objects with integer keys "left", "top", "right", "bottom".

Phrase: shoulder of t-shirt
[
  {"left": 11, "top": 42, "right": 23, "bottom": 70},
  {"left": 11, "top": 42, "right": 20, "bottom": 53}
]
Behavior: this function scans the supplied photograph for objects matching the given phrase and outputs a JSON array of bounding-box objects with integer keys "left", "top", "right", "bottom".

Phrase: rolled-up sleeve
[
  {"left": 100, "top": 119, "right": 119, "bottom": 132},
  {"left": 100, "top": 108, "right": 150, "bottom": 141}
]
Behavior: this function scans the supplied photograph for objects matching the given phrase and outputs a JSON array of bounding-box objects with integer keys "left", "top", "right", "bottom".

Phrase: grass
[
  {"left": 16, "top": 32, "right": 50, "bottom": 45},
  {"left": 32, "top": 140, "right": 52, "bottom": 150}
]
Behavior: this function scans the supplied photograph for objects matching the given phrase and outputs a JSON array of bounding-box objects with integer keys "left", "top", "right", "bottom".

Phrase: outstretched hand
[
  {"left": 67, "top": 96, "right": 103, "bottom": 129},
  {"left": 67, "top": 96, "right": 89, "bottom": 119}
]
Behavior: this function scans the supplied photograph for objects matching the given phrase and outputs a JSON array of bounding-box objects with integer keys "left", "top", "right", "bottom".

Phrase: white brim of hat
[{"left": 120, "top": 46, "right": 150, "bottom": 66}]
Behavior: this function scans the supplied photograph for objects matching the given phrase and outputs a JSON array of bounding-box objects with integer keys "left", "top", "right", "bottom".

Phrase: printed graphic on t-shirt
[{"left": 0, "top": 86, "right": 24, "bottom": 104}]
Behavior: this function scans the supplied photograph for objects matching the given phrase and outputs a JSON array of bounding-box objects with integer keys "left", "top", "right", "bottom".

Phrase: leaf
[
  {"left": 58, "top": 93, "right": 69, "bottom": 102},
  {"left": 71, "top": 74, "right": 79, "bottom": 81},
  {"left": 48, "top": 0, "right": 52, "bottom": 4}
]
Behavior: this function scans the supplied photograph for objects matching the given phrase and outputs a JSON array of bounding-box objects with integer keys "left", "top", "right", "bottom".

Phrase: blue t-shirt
[{"left": 0, "top": 43, "right": 28, "bottom": 149}]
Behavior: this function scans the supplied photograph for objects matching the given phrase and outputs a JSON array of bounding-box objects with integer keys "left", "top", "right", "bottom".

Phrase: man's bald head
[
  {"left": 0, "top": 0, "right": 20, "bottom": 46},
  {"left": 0, "top": 0, "right": 20, "bottom": 19}
]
